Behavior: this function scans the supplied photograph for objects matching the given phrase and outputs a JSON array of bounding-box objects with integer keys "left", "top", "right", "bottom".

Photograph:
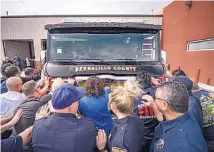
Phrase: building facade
[
  {"left": 162, "top": 1, "right": 214, "bottom": 85},
  {"left": 1, "top": 15, "right": 162, "bottom": 61}
]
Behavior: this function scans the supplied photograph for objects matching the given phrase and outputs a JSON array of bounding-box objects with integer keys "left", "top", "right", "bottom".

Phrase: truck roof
[{"left": 45, "top": 22, "right": 162, "bottom": 31}]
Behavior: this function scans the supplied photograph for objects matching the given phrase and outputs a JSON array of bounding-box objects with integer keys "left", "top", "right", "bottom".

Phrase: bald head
[{"left": 6, "top": 77, "right": 23, "bottom": 92}]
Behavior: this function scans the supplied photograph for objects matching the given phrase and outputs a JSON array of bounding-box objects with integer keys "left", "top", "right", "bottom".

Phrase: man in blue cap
[{"left": 32, "top": 83, "right": 97, "bottom": 152}]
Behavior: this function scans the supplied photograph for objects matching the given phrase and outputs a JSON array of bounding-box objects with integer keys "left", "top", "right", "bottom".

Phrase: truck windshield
[{"left": 50, "top": 33, "right": 157, "bottom": 61}]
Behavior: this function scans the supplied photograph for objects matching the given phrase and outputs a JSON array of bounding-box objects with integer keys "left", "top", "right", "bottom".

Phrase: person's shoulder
[
  {"left": 39, "top": 94, "right": 52, "bottom": 103},
  {"left": 79, "top": 96, "right": 90, "bottom": 104},
  {"left": 179, "top": 116, "right": 202, "bottom": 135},
  {"left": 1, "top": 135, "right": 23, "bottom": 152},
  {"left": 130, "top": 115, "right": 144, "bottom": 123},
  {"left": 34, "top": 117, "right": 49, "bottom": 128},
  {"left": 78, "top": 117, "right": 97, "bottom": 130}
]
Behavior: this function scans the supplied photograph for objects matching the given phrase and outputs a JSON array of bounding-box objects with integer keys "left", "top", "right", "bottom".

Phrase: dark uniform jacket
[
  {"left": 32, "top": 113, "right": 97, "bottom": 152},
  {"left": 1, "top": 135, "right": 23, "bottom": 152},
  {"left": 151, "top": 113, "right": 208, "bottom": 152},
  {"left": 108, "top": 116, "right": 144, "bottom": 152}
]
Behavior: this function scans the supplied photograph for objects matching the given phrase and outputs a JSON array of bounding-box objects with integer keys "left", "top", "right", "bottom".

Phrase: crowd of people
[{"left": 0, "top": 61, "right": 214, "bottom": 152}]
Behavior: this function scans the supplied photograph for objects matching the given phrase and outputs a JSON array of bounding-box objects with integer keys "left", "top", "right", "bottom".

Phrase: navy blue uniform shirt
[
  {"left": 32, "top": 113, "right": 97, "bottom": 152},
  {"left": 0, "top": 80, "right": 8, "bottom": 94},
  {"left": 1, "top": 135, "right": 23, "bottom": 152},
  {"left": 109, "top": 116, "right": 144, "bottom": 152},
  {"left": 188, "top": 93, "right": 203, "bottom": 130},
  {"left": 151, "top": 113, "right": 207, "bottom": 152}
]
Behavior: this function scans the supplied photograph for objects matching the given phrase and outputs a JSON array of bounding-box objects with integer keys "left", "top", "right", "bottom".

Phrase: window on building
[{"left": 187, "top": 38, "right": 214, "bottom": 51}]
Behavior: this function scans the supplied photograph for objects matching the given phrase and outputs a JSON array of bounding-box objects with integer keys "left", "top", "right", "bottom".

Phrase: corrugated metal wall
[{"left": 1, "top": 16, "right": 162, "bottom": 60}]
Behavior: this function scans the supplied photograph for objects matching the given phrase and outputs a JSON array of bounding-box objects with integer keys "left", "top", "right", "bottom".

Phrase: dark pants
[
  {"left": 207, "top": 141, "right": 214, "bottom": 152},
  {"left": 141, "top": 140, "right": 152, "bottom": 152}
]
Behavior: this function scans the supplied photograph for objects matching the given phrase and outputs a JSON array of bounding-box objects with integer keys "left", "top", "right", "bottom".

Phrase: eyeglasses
[{"left": 154, "top": 96, "right": 170, "bottom": 105}]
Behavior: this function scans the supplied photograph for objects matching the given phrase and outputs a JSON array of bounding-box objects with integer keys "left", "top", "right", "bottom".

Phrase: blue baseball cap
[
  {"left": 168, "top": 76, "right": 193, "bottom": 92},
  {"left": 52, "top": 84, "right": 84, "bottom": 109}
]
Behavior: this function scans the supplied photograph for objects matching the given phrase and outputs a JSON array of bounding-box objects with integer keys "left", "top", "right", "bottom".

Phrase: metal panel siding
[
  {"left": 1, "top": 16, "right": 162, "bottom": 60},
  {"left": 1, "top": 16, "right": 162, "bottom": 40}
]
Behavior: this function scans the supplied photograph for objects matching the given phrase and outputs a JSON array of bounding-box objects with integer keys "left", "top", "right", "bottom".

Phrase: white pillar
[
  {"left": 33, "top": 39, "right": 41, "bottom": 61},
  {"left": 0, "top": 40, "right": 5, "bottom": 59}
]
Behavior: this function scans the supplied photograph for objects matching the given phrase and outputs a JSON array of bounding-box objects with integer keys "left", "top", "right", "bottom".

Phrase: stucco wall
[{"left": 162, "top": 1, "right": 214, "bottom": 85}]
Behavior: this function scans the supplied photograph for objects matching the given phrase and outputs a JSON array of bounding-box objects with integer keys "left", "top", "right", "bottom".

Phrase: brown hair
[{"left": 86, "top": 76, "right": 104, "bottom": 96}]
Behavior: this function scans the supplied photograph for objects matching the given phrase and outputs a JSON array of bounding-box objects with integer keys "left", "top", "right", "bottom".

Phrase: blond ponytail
[
  {"left": 124, "top": 79, "right": 143, "bottom": 97},
  {"left": 109, "top": 86, "right": 135, "bottom": 114}
]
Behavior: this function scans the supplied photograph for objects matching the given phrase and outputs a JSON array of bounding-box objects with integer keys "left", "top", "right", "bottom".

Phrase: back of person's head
[
  {"left": 168, "top": 76, "right": 193, "bottom": 93},
  {"left": 22, "top": 80, "right": 40, "bottom": 98},
  {"left": 135, "top": 72, "right": 152, "bottom": 89},
  {"left": 51, "top": 78, "right": 64, "bottom": 93},
  {"left": 172, "top": 69, "right": 186, "bottom": 77},
  {"left": 1, "top": 63, "right": 12, "bottom": 76},
  {"left": 192, "top": 82, "right": 200, "bottom": 91},
  {"left": 124, "top": 79, "right": 143, "bottom": 97},
  {"left": 6, "top": 76, "right": 23, "bottom": 92},
  {"left": 86, "top": 76, "right": 104, "bottom": 96},
  {"left": 155, "top": 81, "right": 189, "bottom": 114},
  {"left": 109, "top": 86, "right": 134, "bottom": 114},
  {"left": 4, "top": 65, "right": 20, "bottom": 78},
  {"left": 24, "top": 67, "right": 35, "bottom": 77}
]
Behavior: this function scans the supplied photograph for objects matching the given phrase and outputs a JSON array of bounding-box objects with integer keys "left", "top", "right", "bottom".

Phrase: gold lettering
[
  {"left": 113, "top": 67, "right": 117, "bottom": 70},
  {"left": 83, "top": 67, "right": 87, "bottom": 71},
  {"left": 121, "top": 67, "right": 125, "bottom": 70},
  {"left": 117, "top": 67, "right": 121, "bottom": 70},
  {"left": 91, "top": 67, "right": 95, "bottom": 70},
  {"left": 132, "top": 67, "right": 136, "bottom": 71},
  {"left": 107, "top": 66, "right": 111, "bottom": 70},
  {"left": 79, "top": 67, "right": 83, "bottom": 71},
  {"left": 87, "top": 67, "right": 91, "bottom": 70},
  {"left": 75, "top": 67, "right": 79, "bottom": 72},
  {"left": 125, "top": 67, "right": 130, "bottom": 71}
]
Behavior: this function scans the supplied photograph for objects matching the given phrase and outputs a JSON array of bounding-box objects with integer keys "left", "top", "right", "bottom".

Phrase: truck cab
[{"left": 44, "top": 22, "right": 165, "bottom": 86}]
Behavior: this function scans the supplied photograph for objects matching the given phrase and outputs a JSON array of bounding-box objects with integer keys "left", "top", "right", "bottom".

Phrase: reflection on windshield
[{"left": 50, "top": 33, "right": 156, "bottom": 61}]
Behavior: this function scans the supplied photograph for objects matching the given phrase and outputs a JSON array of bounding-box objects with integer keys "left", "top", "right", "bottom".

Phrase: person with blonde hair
[
  {"left": 124, "top": 79, "right": 143, "bottom": 97},
  {"left": 51, "top": 77, "right": 64, "bottom": 93},
  {"left": 96, "top": 86, "right": 144, "bottom": 152}
]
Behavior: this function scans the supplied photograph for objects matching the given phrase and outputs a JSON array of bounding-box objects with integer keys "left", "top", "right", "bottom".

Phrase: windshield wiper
[
  {"left": 112, "top": 58, "right": 138, "bottom": 61},
  {"left": 81, "top": 59, "right": 110, "bottom": 65}
]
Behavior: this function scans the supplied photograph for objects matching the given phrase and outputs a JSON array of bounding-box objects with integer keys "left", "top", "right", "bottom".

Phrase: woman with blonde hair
[
  {"left": 124, "top": 79, "right": 143, "bottom": 97},
  {"left": 96, "top": 86, "right": 144, "bottom": 152}
]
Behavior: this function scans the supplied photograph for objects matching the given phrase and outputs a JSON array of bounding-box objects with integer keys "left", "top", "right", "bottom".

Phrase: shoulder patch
[{"left": 112, "top": 147, "right": 127, "bottom": 152}]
